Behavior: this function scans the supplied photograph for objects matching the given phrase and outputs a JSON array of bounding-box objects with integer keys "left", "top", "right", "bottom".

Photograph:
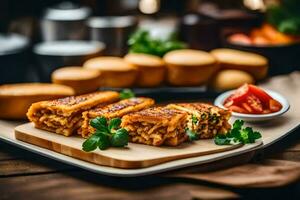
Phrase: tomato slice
[
  {"left": 262, "top": 109, "right": 271, "bottom": 114},
  {"left": 248, "top": 85, "right": 272, "bottom": 104},
  {"left": 225, "top": 84, "right": 250, "bottom": 104},
  {"left": 269, "top": 99, "right": 282, "bottom": 112},
  {"left": 246, "top": 94, "right": 263, "bottom": 113},
  {"left": 242, "top": 102, "right": 253, "bottom": 113},
  {"left": 228, "top": 105, "right": 248, "bottom": 113}
]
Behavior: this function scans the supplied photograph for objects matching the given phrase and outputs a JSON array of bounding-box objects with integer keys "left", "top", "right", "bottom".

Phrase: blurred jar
[
  {"left": 87, "top": 16, "right": 137, "bottom": 56},
  {"left": 179, "top": 14, "right": 219, "bottom": 51},
  {"left": 40, "top": 2, "right": 91, "bottom": 41},
  {"left": 33, "top": 40, "right": 105, "bottom": 82},
  {"left": 0, "top": 33, "right": 29, "bottom": 84}
]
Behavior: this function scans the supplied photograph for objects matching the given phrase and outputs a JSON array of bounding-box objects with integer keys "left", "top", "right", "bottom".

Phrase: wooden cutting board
[{"left": 15, "top": 122, "right": 243, "bottom": 169}]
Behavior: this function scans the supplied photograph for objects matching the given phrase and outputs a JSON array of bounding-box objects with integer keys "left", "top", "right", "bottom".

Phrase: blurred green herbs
[
  {"left": 267, "top": 0, "right": 300, "bottom": 35},
  {"left": 128, "top": 29, "right": 187, "bottom": 57}
]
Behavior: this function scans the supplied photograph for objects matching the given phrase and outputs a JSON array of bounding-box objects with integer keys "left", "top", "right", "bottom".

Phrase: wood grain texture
[{"left": 14, "top": 123, "right": 242, "bottom": 169}]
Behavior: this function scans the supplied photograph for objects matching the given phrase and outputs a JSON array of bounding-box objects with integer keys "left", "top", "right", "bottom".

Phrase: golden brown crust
[
  {"left": 210, "top": 48, "right": 268, "bottom": 80},
  {"left": 83, "top": 57, "right": 138, "bottom": 87},
  {"left": 51, "top": 67, "right": 101, "bottom": 95},
  {"left": 166, "top": 63, "right": 219, "bottom": 86},
  {"left": 211, "top": 70, "right": 255, "bottom": 91},
  {"left": 121, "top": 107, "right": 188, "bottom": 146},
  {"left": 27, "top": 91, "right": 119, "bottom": 136},
  {"left": 124, "top": 53, "right": 165, "bottom": 87},
  {"left": 164, "top": 49, "right": 219, "bottom": 86},
  {"left": 0, "top": 83, "right": 75, "bottom": 119},
  {"left": 79, "top": 97, "right": 155, "bottom": 138}
]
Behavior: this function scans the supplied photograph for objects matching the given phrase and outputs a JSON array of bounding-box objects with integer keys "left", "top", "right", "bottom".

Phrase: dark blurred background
[{"left": 1, "top": 0, "right": 299, "bottom": 84}]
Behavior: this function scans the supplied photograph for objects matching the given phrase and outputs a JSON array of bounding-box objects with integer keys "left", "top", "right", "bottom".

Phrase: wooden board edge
[{"left": 14, "top": 124, "right": 243, "bottom": 169}]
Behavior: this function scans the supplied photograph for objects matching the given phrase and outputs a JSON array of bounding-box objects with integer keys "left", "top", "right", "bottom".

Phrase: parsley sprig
[
  {"left": 128, "top": 29, "right": 186, "bottom": 57},
  {"left": 214, "top": 120, "right": 262, "bottom": 145},
  {"left": 82, "top": 117, "right": 129, "bottom": 152},
  {"left": 119, "top": 89, "right": 135, "bottom": 100}
]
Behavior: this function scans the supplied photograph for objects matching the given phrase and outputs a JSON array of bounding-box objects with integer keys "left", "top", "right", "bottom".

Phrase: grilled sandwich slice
[
  {"left": 121, "top": 107, "right": 188, "bottom": 146},
  {"left": 167, "top": 103, "right": 231, "bottom": 139},
  {"left": 79, "top": 97, "right": 154, "bottom": 138},
  {"left": 27, "top": 91, "right": 119, "bottom": 136}
]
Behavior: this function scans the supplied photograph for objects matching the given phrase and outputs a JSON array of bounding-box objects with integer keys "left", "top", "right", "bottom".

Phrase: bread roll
[
  {"left": 163, "top": 49, "right": 218, "bottom": 86},
  {"left": 0, "top": 83, "right": 74, "bottom": 119},
  {"left": 124, "top": 53, "right": 165, "bottom": 87},
  {"left": 210, "top": 48, "right": 268, "bottom": 80},
  {"left": 211, "top": 70, "right": 255, "bottom": 91},
  {"left": 52, "top": 66, "right": 101, "bottom": 94},
  {"left": 83, "top": 57, "right": 137, "bottom": 88}
]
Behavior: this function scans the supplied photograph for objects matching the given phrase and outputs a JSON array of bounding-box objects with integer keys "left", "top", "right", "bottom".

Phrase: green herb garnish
[
  {"left": 214, "top": 120, "right": 262, "bottom": 145},
  {"left": 120, "top": 89, "right": 135, "bottom": 100},
  {"left": 128, "top": 29, "right": 186, "bottom": 57},
  {"left": 186, "top": 129, "right": 198, "bottom": 141},
  {"left": 192, "top": 115, "right": 198, "bottom": 125},
  {"left": 82, "top": 117, "right": 129, "bottom": 151},
  {"left": 267, "top": 0, "right": 300, "bottom": 35}
]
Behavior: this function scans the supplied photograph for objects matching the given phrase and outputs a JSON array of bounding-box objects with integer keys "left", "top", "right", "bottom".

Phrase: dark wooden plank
[
  {"left": 0, "top": 172, "right": 198, "bottom": 200},
  {"left": 0, "top": 158, "right": 75, "bottom": 177}
]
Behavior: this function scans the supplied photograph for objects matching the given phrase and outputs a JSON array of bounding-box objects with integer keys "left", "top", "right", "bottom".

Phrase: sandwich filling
[
  {"left": 79, "top": 97, "right": 155, "bottom": 138},
  {"left": 27, "top": 91, "right": 119, "bottom": 136},
  {"left": 167, "top": 103, "right": 231, "bottom": 139},
  {"left": 121, "top": 107, "right": 188, "bottom": 146}
]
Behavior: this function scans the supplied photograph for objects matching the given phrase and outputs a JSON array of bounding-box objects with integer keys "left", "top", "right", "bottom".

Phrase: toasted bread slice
[
  {"left": 167, "top": 103, "right": 231, "bottom": 139},
  {"left": 121, "top": 107, "right": 188, "bottom": 146},
  {"left": 79, "top": 97, "right": 155, "bottom": 138},
  {"left": 27, "top": 91, "right": 119, "bottom": 136}
]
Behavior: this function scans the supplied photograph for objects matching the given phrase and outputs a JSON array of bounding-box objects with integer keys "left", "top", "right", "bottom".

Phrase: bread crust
[
  {"left": 0, "top": 83, "right": 75, "bottom": 119},
  {"left": 52, "top": 67, "right": 101, "bottom": 94}
]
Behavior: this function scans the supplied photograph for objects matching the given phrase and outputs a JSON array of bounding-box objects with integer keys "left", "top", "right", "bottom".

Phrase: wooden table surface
[{"left": 1, "top": 126, "right": 300, "bottom": 200}]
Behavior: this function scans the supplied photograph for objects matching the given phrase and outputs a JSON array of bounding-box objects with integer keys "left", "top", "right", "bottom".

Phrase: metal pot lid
[
  {"left": 33, "top": 40, "right": 105, "bottom": 56},
  {"left": 0, "top": 33, "right": 29, "bottom": 55},
  {"left": 43, "top": 1, "right": 91, "bottom": 21},
  {"left": 87, "top": 16, "right": 137, "bottom": 28}
]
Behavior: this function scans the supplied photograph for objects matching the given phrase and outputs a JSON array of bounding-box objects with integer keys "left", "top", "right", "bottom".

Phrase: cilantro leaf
[
  {"left": 90, "top": 117, "right": 108, "bottom": 131},
  {"left": 108, "top": 118, "right": 121, "bottom": 132},
  {"left": 214, "top": 134, "right": 232, "bottom": 145},
  {"left": 214, "top": 120, "right": 262, "bottom": 145},
  {"left": 233, "top": 119, "right": 244, "bottom": 130},
  {"left": 97, "top": 133, "right": 111, "bottom": 150},
  {"left": 111, "top": 128, "right": 129, "bottom": 147},
  {"left": 83, "top": 117, "right": 129, "bottom": 152},
  {"left": 120, "top": 89, "right": 135, "bottom": 100},
  {"left": 82, "top": 134, "right": 100, "bottom": 152},
  {"left": 186, "top": 129, "right": 198, "bottom": 141}
]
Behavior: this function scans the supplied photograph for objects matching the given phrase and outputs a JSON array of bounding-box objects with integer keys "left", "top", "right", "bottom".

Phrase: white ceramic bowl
[{"left": 214, "top": 89, "right": 290, "bottom": 122}]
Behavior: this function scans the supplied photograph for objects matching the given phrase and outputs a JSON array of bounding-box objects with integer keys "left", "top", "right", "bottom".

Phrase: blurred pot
[
  {"left": 0, "top": 33, "right": 29, "bottom": 84},
  {"left": 179, "top": 14, "right": 219, "bottom": 51},
  {"left": 222, "top": 33, "right": 300, "bottom": 76},
  {"left": 40, "top": 2, "right": 91, "bottom": 41},
  {"left": 33, "top": 40, "right": 105, "bottom": 82},
  {"left": 87, "top": 16, "right": 137, "bottom": 56}
]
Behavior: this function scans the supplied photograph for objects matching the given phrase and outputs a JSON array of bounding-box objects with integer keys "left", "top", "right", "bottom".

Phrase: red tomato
[
  {"left": 225, "top": 84, "right": 250, "bottom": 105},
  {"left": 262, "top": 109, "right": 271, "bottom": 114},
  {"left": 246, "top": 94, "right": 263, "bottom": 113},
  {"left": 242, "top": 102, "right": 253, "bottom": 113},
  {"left": 269, "top": 99, "right": 282, "bottom": 112},
  {"left": 228, "top": 105, "right": 248, "bottom": 113},
  {"left": 248, "top": 85, "right": 272, "bottom": 104},
  {"left": 223, "top": 84, "right": 282, "bottom": 114}
]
